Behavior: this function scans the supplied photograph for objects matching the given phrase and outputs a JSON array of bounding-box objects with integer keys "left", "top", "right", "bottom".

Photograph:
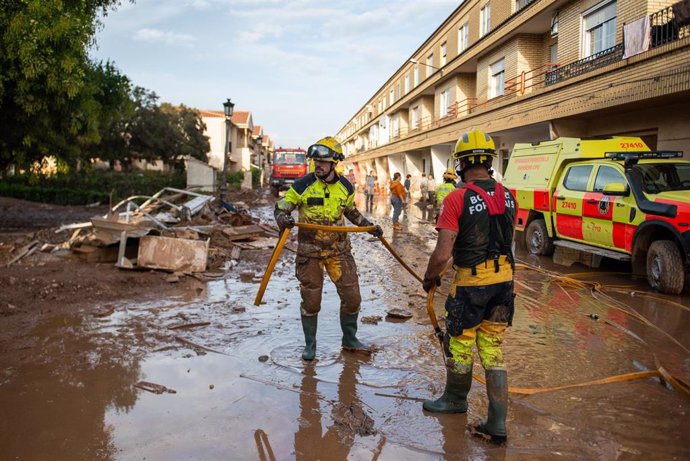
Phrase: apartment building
[{"left": 337, "top": 0, "right": 690, "bottom": 187}]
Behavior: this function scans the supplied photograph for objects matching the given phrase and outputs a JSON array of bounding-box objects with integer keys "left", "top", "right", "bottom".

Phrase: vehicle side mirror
[{"left": 603, "top": 183, "right": 629, "bottom": 196}]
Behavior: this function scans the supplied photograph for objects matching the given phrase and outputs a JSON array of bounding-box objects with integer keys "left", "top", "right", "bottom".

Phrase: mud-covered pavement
[{"left": 1, "top": 194, "right": 689, "bottom": 460}]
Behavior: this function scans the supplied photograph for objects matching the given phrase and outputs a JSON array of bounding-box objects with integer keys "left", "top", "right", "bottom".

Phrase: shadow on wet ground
[{"left": 1, "top": 193, "right": 689, "bottom": 460}]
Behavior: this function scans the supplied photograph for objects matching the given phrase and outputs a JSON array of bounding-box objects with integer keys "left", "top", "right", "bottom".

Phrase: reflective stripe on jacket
[{"left": 277, "top": 173, "right": 371, "bottom": 257}]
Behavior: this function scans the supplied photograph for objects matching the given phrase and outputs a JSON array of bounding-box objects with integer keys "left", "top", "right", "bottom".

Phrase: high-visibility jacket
[
  {"left": 436, "top": 182, "right": 456, "bottom": 204},
  {"left": 276, "top": 173, "right": 372, "bottom": 257}
]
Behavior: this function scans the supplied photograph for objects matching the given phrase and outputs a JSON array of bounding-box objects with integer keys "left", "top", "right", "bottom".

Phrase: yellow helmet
[
  {"left": 307, "top": 136, "right": 344, "bottom": 162},
  {"left": 443, "top": 168, "right": 458, "bottom": 181},
  {"left": 452, "top": 129, "right": 496, "bottom": 165}
]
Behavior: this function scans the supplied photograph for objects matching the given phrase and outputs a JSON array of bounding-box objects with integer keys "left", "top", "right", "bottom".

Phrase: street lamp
[
  {"left": 220, "top": 98, "right": 235, "bottom": 204},
  {"left": 410, "top": 58, "right": 442, "bottom": 75}
]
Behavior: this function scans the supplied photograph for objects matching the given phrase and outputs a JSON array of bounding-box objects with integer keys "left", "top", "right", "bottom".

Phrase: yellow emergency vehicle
[{"left": 502, "top": 137, "right": 690, "bottom": 294}]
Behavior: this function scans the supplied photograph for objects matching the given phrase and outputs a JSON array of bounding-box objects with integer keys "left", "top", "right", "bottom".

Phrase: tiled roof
[
  {"left": 254, "top": 125, "right": 263, "bottom": 136},
  {"left": 198, "top": 109, "right": 225, "bottom": 118},
  {"left": 231, "top": 111, "right": 251, "bottom": 126}
]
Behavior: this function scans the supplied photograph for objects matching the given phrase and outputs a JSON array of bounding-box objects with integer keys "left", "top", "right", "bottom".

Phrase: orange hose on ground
[{"left": 254, "top": 229, "right": 290, "bottom": 306}]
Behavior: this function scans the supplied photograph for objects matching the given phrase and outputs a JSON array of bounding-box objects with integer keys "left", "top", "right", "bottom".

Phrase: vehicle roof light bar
[
  {"left": 605, "top": 151, "right": 683, "bottom": 160},
  {"left": 605, "top": 151, "right": 683, "bottom": 168}
]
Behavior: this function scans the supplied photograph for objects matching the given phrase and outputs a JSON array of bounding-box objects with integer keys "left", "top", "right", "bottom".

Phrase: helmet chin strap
[{"left": 315, "top": 161, "right": 335, "bottom": 180}]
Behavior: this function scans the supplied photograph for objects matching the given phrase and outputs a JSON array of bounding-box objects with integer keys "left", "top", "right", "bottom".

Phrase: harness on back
[{"left": 463, "top": 182, "right": 515, "bottom": 274}]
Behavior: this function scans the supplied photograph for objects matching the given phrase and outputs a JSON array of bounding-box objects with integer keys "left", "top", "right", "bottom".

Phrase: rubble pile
[{"left": 0, "top": 187, "right": 280, "bottom": 279}]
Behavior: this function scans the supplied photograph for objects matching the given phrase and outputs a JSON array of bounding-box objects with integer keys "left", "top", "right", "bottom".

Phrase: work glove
[
  {"left": 276, "top": 212, "right": 295, "bottom": 232},
  {"left": 368, "top": 225, "right": 383, "bottom": 237},
  {"left": 422, "top": 275, "right": 441, "bottom": 293}
]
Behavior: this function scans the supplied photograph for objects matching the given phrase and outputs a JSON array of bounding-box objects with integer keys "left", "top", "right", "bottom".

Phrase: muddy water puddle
[{"left": 1, "top": 198, "right": 689, "bottom": 460}]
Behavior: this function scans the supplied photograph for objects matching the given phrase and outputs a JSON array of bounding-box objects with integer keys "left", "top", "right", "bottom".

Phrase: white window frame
[
  {"left": 582, "top": 0, "right": 617, "bottom": 57},
  {"left": 414, "top": 66, "right": 420, "bottom": 87},
  {"left": 426, "top": 53, "right": 434, "bottom": 78},
  {"left": 489, "top": 58, "right": 505, "bottom": 99},
  {"left": 440, "top": 42, "right": 447, "bottom": 66},
  {"left": 404, "top": 74, "right": 410, "bottom": 94},
  {"left": 411, "top": 106, "right": 420, "bottom": 129},
  {"left": 389, "top": 88, "right": 395, "bottom": 106},
  {"left": 480, "top": 3, "right": 491, "bottom": 37},
  {"left": 458, "top": 22, "right": 469, "bottom": 52},
  {"left": 439, "top": 88, "right": 451, "bottom": 117}
]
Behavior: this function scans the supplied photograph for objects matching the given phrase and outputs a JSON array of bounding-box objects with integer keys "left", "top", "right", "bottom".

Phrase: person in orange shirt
[{"left": 389, "top": 172, "right": 407, "bottom": 230}]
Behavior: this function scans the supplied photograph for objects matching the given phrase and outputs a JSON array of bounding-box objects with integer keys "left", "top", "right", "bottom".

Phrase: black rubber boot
[
  {"left": 423, "top": 369, "right": 472, "bottom": 413},
  {"left": 340, "top": 312, "right": 371, "bottom": 353},
  {"left": 301, "top": 315, "right": 318, "bottom": 361},
  {"left": 475, "top": 369, "right": 508, "bottom": 444}
]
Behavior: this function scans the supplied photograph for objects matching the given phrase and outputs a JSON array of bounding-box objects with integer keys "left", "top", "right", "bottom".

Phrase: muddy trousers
[{"left": 296, "top": 252, "right": 364, "bottom": 356}]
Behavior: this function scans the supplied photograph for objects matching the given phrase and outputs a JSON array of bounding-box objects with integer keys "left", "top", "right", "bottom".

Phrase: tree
[
  {"left": 81, "top": 61, "right": 134, "bottom": 168},
  {"left": 0, "top": 0, "right": 129, "bottom": 173},
  {"left": 164, "top": 104, "right": 210, "bottom": 164}
]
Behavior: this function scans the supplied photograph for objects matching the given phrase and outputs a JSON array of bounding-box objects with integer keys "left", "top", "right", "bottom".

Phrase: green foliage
[
  {"left": 0, "top": 0, "right": 131, "bottom": 172},
  {"left": 223, "top": 167, "right": 262, "bottom": 190},
  {"left": 225, "top": 170, "right": 246, "bottom": 190},
  {"left": 125, "top": 91, "right": 210, "bottom": 170},
  {"left": 0, "top": 170, "right": 186, "bottom": 205},
  {"left": 0, "top": 1, "right": 210, "bottom": 175}
]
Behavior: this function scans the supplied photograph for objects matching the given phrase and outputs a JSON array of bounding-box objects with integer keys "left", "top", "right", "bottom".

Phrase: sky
[{"left": 90, "top": 0, "right": 460, "bottom": 149}]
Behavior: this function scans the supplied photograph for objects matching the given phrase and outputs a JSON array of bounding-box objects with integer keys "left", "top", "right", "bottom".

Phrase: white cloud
[
  {"left": 93, "top": 0, "right": 459, "bottom": 148},
  {"left": 134, "top": 28, "right": 196, "bottom": 45}
]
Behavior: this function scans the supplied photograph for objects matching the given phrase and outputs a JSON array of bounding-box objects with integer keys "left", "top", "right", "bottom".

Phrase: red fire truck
[{"left": 270, "top": 147, "right": 308, "bottom": 196}]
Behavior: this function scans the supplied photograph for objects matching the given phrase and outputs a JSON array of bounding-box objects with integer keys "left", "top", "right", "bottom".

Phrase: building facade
[
  {"left": 337, "top": 0, "right": 690, "bottom": 189},
  {"left": 199, "top": 110, "right": 273, "bottom": 176}
]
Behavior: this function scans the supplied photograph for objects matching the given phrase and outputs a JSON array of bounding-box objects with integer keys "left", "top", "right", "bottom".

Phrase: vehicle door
[
  {"left": 584, "top": 163, "right": 634, "bottom": 251},
  {"left": 554, "top": 163, "right": 593, "bottom": 242}
]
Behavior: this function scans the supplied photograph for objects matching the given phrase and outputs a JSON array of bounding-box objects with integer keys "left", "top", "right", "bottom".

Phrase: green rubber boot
[
  {"left": 423, "top": 369, "right": 472, "bottom": 413},
  {"left": 340, "top": 312, "right": 371, "bottom": 353},
  {"left": 475, "top": 369, "right": 508, "bottom": 444},
  {"left": 301, "top": 315, "right": 318, "bottom": 361}
]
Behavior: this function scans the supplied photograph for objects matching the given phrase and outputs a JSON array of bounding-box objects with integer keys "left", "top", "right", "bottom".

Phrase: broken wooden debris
[
  {"left": 138, "top": 236, "right": 209, "bottom": 273},
  {"left": 168, "top": 322, "right": 211, "bottom": 330},
  {"left": 5, "top": 240, "right": 40, "bottom": 267},
  {"left": 221, "top": 224, "right": 265, "bottom": 241},
  {"left": 134, "top": 381, "right": 177, "bottom": 394},
  {"left": 91, "top": 216, "right": 152, "bottom": 246},
  {"left": 174, "top": 335, "right": 226, "bottom": 355}
]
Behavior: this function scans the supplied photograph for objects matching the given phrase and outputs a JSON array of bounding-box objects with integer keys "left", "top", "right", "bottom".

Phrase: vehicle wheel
[
  {"left": 646, "top": 240, "right": 684, "bottom": 295},
  {"left": 525, "top": 219, "right": 554, "bottom": 256}
]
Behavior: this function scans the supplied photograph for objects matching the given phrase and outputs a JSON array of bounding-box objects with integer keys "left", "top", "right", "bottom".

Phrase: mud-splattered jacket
[{"left": 275, "top": 173, "right": 373, "bottom": 258}]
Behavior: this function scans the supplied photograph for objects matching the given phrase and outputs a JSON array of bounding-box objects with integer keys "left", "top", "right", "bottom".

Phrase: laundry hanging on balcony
[{"left": 622, "top": 16, "right": 650, "bottom": 59}]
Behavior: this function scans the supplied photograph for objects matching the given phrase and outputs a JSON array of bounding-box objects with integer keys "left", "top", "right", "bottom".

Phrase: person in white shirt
[{"left": 419, "top": 173, "right": 428, "bottom": 205}]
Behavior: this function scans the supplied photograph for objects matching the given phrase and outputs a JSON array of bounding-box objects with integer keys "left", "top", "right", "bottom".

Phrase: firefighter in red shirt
[{"left": 422, "top": 130, "right": 517, "bottom": 444}]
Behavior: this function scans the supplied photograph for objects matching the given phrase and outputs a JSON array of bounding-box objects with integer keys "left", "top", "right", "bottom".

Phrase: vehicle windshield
[
  {"left": 274, "top": 152, "right": 306, "bottom": 164},
  {"left": 633, "top": 163, "right": 690, "bottom": 193}
]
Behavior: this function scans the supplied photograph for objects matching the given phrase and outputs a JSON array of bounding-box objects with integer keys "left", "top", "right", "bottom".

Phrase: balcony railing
[
  {"left": 545, "top": 44, "right": 623, "bottom": 85},
  {"left": 504, "top": 63, "right": 558, "bottom": 95},
  {"left": 651, "top": 4, "right": 690, "bottom": 47},
  {"left": 349, "top": 5, "right": 689, "bottom": 158}
]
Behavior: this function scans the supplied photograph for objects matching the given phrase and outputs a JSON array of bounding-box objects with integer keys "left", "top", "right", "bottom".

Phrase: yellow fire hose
[
  {"left": 253, "top": 223, "right": 690, "bottom": 398},
  {"left": 425, "top": 277, "right": 690, "bottom": 398},
  {"left": 253, "top": 229, "right": 291, "bottom": 306},
  {"left": 254, "top": 222, "right": 425, "bottom": 306}
]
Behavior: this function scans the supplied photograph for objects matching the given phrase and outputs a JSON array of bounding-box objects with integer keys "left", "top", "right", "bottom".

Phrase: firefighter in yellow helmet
[
  {"left": 434, "top": 168, "right": 458, "bottom": 221},
  {"left": 421, "top": 129, "right": 517, "bottom": 444},
  {"left": 274, "top": 136, "right": 383, "bottom": 361}
]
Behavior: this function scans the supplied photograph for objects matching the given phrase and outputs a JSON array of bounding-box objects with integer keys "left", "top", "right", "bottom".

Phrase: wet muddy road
[{"left": 1, "top": 195, "right": 689, "bottom": 460}]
